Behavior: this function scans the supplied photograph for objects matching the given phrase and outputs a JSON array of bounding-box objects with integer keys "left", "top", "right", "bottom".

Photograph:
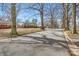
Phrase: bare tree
[
  {"left": 62, "top": 3, "right": 70, "bottom": 30},
  {"left": 39, "top": 3, "right": 44, "bottom": 30},
  {"left": 61, "top": 3, "right": 65, "bottom": 29},
  {"left": 72, "top": 3, "right": 77, "bottom": 34},
  {"left": 11, "top": 3, "right": 17, "bottom": 36},
  {"left": 49, "top": 4, "right": 55, "bottom": 28},
  {"left": 65, "top": 3, "right": 69, "bottom": 30},
  {"left": 26, "top": 3, "right": 45, "bottom": 30}
]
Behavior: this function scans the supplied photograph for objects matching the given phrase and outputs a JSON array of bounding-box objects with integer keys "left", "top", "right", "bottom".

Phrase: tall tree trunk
[
  {"left": 62, "top": 3, "right": 69, "bottom": 30},
  {"left": 65, "top": 3, "right": 69, "bottom": 30},
  {"left": 40, "top": 3, "right": 44, "bottom": 30},
  {"left": 62, "top": 3, "right": 65, "bottom": 29},
  {"left": 72, "top": 3, "right": 77, "bottom": 34},
  {"left": 50, "top": 18, "right": 54, "bottom": 28},
  {"left": 50, "top": 6, "right": 54, "bottom": 28},
  {"left": 11, "top": 3, "right": 17, "bottom": 36},
  {"left": 62, "top": 14, "right": 65, "bottom": 29}
]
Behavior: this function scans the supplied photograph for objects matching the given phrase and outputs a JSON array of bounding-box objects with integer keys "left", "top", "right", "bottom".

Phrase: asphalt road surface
[{"left": 0, "top": 29, "right": 70, "bottom": 56}]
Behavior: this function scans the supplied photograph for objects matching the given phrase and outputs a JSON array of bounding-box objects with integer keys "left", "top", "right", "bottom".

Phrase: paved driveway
[{"left": 0, "top": 29, "right": 70, "bottom": 56}]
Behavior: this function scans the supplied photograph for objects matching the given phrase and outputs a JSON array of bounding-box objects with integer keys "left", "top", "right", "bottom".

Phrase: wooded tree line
[
  {"left": 0, "top": 3, "right": 78, "bottom": 36},
  {"left": 62, "top": 3, "right": 77, "bottom": 34}
]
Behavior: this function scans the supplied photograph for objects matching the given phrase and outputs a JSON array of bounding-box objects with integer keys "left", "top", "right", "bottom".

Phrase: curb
[{"left": 64, "top": 32, "right": 79, "bottom": 56}]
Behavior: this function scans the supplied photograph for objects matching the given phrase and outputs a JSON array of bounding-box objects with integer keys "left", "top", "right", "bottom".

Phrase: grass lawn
[
  {"left": 65, "top": 30, "right": 79, "bottom": 39},
  {"left": 65, "top": 28, "right": 79, "bottom": 47},
  {"left": 0, "top": 28, "right": 42, "bottom": 38}
]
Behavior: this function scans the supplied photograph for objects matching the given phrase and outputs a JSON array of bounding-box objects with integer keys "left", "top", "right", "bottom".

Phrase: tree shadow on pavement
[
  {"left": 21, "top": 35, "right": 69, "bottom": 49},
  {"left": 52, "top": 32, "right": 65, "bottom": 38},
  {"left": 0, "top": 34, "right": 69, "bottom": 56}
]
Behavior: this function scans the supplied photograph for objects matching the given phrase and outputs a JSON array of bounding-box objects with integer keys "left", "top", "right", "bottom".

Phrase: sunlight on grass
[
  {"left": 17, "top": 28, "right": 42, "bottom": 36},
  {"left": 0, "top": 28, "right": 42, "bottom": 38},
  {"left": 65, "top": 30, "right": 79, "bottom": 39}
]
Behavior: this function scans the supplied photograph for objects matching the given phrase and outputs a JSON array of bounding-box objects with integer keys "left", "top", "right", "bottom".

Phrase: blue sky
[{"left": 0, "top": 3, "right": 63, "bottom": 24}]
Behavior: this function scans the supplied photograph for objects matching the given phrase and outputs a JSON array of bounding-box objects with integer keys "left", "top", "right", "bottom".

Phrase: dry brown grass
[
  {"left": 65, "top": 30, "right": 79, "bottom": 39},
  {"left": 17, "top": 28, "right": 42, "bottom": 36},
  {"left": 0, "top": 28, "right": 42, "bottom": 38}
]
